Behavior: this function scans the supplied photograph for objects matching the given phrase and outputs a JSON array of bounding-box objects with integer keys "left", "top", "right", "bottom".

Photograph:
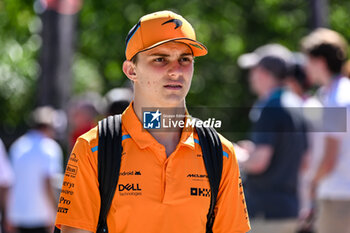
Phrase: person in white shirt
[
  {"left": 301, "top": 28, "right": 350, "bottom": 233},
  {"left": 284, "top": 58, "right": 325, "bottom": 232},
  {"left": 0, "top": 138, "right": 14, "bottom": 233},
  {"left": 7, "top": 107, "right": 63, "bottom": 233}
]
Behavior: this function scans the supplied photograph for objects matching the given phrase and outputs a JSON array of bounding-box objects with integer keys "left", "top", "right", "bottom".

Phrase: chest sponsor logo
[
  {"left": 59, "top": 197, "right": 71, "bottom": 205},
  {"left": 61, "top": 189, "right": 74, "bottom": 195},
  {"left": 118, "top": 183, "right": 142, "bottom": 196},
  {"left": 187, "top": 173, "right": 209, "bottom": 182},
  {"left": 119, "top": 183, "right": 141, "bottom": 191},
  {"left": 191, "top": 187, "right": 211, "bottom": 197},
  {"left": 69, "top": 153, "right": 78, "bottom": 163},
  {"left": 238, "top": 176, "right": 249, "bottom": 220},
  {"left": 65, "top": 164, "right": 78, "bottom": 178},
  {"left": 120, "top": 171, "right": 142, "bottom": 176},
  {"left": 187, "top": 174, "right": 208, "bottom": 178},
  {"left": 63, "top": 181, "right": 74, "bottom": 189},
  {"left": 57, "top": 207, "right": 69, "bottom": 214}
]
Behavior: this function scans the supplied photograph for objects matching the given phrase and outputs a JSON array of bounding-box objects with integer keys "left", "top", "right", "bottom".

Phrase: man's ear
[{"left": 123, "top": 60, "right": 137, "bottom": 82}]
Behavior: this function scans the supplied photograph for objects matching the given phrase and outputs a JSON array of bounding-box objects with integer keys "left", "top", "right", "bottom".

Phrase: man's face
[
  {"left": 131, "top": 42, "right": 194, "bottom": 107},
  {"left": 305, "top": 55, "right": 324, "bottom": 86},
  {"left": 249, "top": 66, "right": 267, "bottom": 98}
]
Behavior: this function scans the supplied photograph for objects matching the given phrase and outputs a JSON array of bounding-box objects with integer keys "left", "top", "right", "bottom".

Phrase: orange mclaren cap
[{"left": 125, "top": 10, "right": 208, "bottom": 60}]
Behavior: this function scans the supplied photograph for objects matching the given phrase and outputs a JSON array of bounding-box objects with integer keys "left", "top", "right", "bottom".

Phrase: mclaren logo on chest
[{"left": 187, "top": 174, "right": 208, "bottom": 178}]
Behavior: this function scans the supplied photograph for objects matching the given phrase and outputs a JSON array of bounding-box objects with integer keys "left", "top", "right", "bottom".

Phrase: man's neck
[
  {"left": 260, "top": 84, "right": 280, "bottom": 100},
  {"left": 152, "top": 130, "right": 182, "bottom": 157},
  {"left": 32, "top": 128, "right": 54, "bottom": 139},
  {"left": 323, "top": 73, "right": 340, "bottom": 88},
  {"left": 133, "top": 101, "right": 186, "bottom": 157}
]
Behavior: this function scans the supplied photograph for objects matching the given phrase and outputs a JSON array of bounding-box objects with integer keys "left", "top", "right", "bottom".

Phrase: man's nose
[{"left": 167, "top": 61, "right": 183, "bottom": 78}]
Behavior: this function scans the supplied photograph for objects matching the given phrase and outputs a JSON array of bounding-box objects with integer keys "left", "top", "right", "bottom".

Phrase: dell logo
[{"left": 119, "top": 183, "right": 142, "bottom": 191}]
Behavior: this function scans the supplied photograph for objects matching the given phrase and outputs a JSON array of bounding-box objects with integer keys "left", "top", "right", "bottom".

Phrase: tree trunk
[
  {"left": 310, "top": 0, "right": 329, "bottom": 29},
  {"left": 37, "top": 9, "right": 76, "bottom": 109}
]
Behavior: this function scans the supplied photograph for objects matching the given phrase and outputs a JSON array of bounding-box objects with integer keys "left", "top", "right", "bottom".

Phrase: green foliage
[
  {"left": 0, "top": 1, "right": 38, "bottom": 129},
  {"left": 330, "top": 0, "right": 350, "bottom": 45},
  {"left": 76, "top": 0, "right": 312, "bottom": 107},
  {"left": 1, "top": 0, "right": 350, "bottom": 141}
]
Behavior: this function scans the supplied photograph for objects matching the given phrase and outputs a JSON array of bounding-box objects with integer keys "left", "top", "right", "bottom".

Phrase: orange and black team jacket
[{"left": 55, "top": 104, "right": 251, "bottom": 233}]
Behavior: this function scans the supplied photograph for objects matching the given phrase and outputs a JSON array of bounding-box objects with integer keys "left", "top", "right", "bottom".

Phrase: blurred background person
[
  {"left": 67, "top": 92, "right": 101, "bottom": 149},
  {"left": 236, "top": 44, "right": 308, "bottom": 233},
  {"left": 0, "top": 139, "right": 14, "bottom": 233},
  {"left": 7, "top": 106, "right": 63, "bottom": 233},
  {"left": 104, "top": 87, "right": 133, "bottom": 116},
  {"left": 285, "top": 53, "right": 311, "bottom": 100},
  {"left": 342, "top": 59, "right": 350, "bottom": 78},
  {"left": 1, "top": 1, "right": 349, "bottom": 232},
  {"left": 285, "top": 56, "right": 324, "bottom": 233},
  {"left": 301, "top": 28, "right": 350, "bottom": 233}
]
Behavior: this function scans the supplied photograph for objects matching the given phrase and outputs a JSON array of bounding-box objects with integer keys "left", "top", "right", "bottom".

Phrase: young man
[
  {"left": 8, "top": 106, "right": 63, "bottom": 233},
  {"left": 55, "top": 10, "right": 250, "bottom": 233},
  {"left": 301, "top": 28, "right": 350, "bottom": 233},
  {"left": 236, "top": 51, "right": 308, "bottom": 233}
]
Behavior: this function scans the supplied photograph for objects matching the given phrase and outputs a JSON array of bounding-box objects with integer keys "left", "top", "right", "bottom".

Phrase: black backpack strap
[
  {"left": 96, "top": 114, "right": 123, "bottom": 233},
  {"left": 196, "top": 125, "right": 223, "bottom": 233},
  {"left": 53, "top": 115, "right": 122, "bottom": 233}
]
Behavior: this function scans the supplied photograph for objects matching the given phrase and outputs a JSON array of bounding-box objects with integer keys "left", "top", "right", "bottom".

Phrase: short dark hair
[
  {"left": 257, "top": 56, "right": 287, "bottom": 80},
  {"left": 307, "top": 43, "right": 345, "bottom": 74},
  {"left": 131, "top": 54, "right": 138, "bottom": 64},
  {"left": 301, "top": 28, "right": 348, "bottom": 74},
  {"left": 287, "top": 63, "right": 310, "bottom": 91}
]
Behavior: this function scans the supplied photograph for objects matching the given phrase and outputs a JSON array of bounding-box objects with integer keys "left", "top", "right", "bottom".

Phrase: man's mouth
[{"left": 164, "top": 84, "right": 183, "bottom": 90}]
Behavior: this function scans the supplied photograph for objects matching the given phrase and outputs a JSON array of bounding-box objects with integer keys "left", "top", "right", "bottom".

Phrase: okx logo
[
  {"left": 191, "top": 187, "right": 211, "bottom": 197},
  {"left": 143, "top": 110, "right": 161, "bottom": 129}
]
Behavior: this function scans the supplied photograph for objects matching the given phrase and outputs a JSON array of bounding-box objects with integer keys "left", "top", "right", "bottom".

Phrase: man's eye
[
  {"left": 154, "top": 57, "right": 165, "bottom": 62},
  {"left": 180, "top": 57, "right": 192, "bottom": 63}
]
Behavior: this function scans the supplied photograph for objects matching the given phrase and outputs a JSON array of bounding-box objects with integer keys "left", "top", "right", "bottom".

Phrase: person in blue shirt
[{"left": 237, "top": 55, "right": 308, "bottom": 233}]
